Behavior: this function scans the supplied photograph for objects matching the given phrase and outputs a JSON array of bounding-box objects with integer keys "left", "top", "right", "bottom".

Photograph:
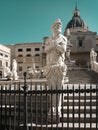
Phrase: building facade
[
  {"left": 64, "top": 5, "right": 98, "bottom": 67},
  {"left": 0, "top": 44, "right": 10, "bottom": 78},
  {"left": 7, "top": 43, "right": 46, "bottom": 76}
]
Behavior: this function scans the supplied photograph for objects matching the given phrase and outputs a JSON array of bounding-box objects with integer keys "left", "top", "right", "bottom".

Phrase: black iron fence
[{"left": 0, "top": 73, "right": 98, "bottom": 130}]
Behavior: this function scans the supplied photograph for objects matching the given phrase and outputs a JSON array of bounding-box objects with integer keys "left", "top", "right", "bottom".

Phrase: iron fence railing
[{"left": 0, "top": 73, "right": 98, "bottom": 130}]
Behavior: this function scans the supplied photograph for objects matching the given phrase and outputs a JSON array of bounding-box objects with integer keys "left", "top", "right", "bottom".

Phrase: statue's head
[
  {"left": 13, "top": 59, "right": 16, "bottom": 62},
  {"left": 91, "top": 48, "right": 94, "bottom": 51},
  {"left": 51, "top": 19, "right": 62, "bottom": 33}
]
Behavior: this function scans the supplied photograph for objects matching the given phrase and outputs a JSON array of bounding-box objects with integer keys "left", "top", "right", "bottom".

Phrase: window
[
  {"left": 26, "top": 54, "right": 31, "bottom": 57},
  {"left": 27, "top": 66, "right": 31, "bottom": 69},
  {"left": 18, "top": 62, "right": 23, "bottom": 64},
  {"left": 19, "top": 66, "right": 22, "bottom": 71},
  {"left": 78, "top": 39, "right": 83, "bottom": 47},
  {"left": 0, "top": 71, "right": 2, "bottom": 78},
  {"left": 18, "top": 49, "right": 23, "bottom": 52},
  {"left": 0, "top": 61, "right": 2, "bottom": 66},
  {"left": 35, "top": 54, "right": 40, "bottom": 63},
  {"left": 6, "top": 62, "right": 8, "bottom": 67},
  {"left": 77, "top": 36, "right": 84, "bottom": 47},
  {"left": 18, "top": 54, "right": 23, "bottom": 57},
  {"left": 26, "top": 48, "right": 31, "bottom": 51},
  {"left": 96, "top": 39, "right": 98, "bottom": 45},
  {"left": 35, "top": 54, "right": 40, "bottom": 56},
  {"left": 35, "top": 48, "right": 40, "bottom": 51}
]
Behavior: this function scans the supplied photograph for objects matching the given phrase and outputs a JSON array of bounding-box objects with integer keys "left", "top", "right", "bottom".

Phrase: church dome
[
  {"left": 65, "top": 5, "right": 88, "bottom": 32},
  {"left": 66, "top": 16, "right": 86, "bottom": 28}
]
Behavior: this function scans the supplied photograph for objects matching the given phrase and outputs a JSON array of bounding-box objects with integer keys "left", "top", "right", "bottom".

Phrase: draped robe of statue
[
  {"left": 90, "top": 48, "right": 97, "bottom": 69},
  {"left": 44, "top": 19, "right": 67, "bottom": 120}
]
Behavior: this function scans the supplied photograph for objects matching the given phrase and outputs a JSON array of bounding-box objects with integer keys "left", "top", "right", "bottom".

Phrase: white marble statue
[
  {"left": 28, "top": 68, "right": 41, "bottom": 79},
  {"left": 2, "top": 64, "right": 13, "bottom": 80},
  {"left": 6, "top": 67, "right": 12, "bottom": 80},
  {"left": 12, "top": 59, "right": 18, "bottom": 80},
  {"left": 2, "top": 63, "right": 7, "bottom": 78},
  {"left": 90, "top": 48, "right": 97, "bottom": 69},
  {"left": 44, "top": 19, "right": 67, "bottom": 121},
  {"left": 90, "top": 48, "right": 97, "bottom": 62}
]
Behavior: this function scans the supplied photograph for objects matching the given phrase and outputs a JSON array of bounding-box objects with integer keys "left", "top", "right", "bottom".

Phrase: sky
[{"left": 0, "top": 0, "right": 98, "bottom": 45}]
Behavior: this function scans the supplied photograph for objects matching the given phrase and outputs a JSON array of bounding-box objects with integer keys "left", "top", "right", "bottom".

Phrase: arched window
[
  {"left": 18, "top": 54, "right": 23, "bottom": 57},
  {"left": 34, "top": 54, "right": 40, "bottom": 63},
  {"left": 35, "top": 54, "right": 40, "bottom": 57},
  {"left": 26, "top": 54, "right": 31, "bottom": 57}
]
